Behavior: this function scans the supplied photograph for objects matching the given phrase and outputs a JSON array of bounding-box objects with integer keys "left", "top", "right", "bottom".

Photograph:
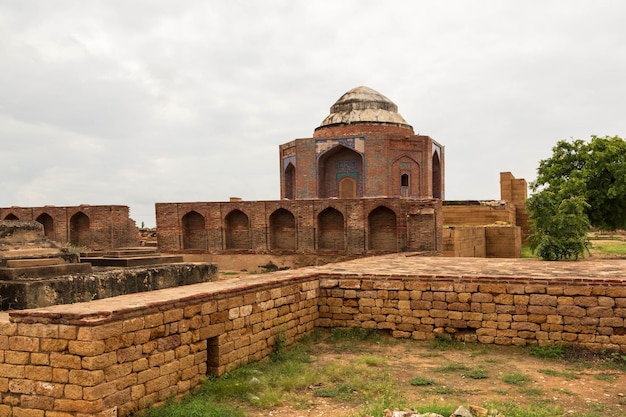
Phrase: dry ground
[{"left": 242, "top": 333, "right": 626, "bottom": 417}]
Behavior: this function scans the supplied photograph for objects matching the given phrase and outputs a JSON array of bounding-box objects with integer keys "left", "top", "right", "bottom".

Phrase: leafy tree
[{"left": 527, "top": 135, "right": 626, "bottom": 260}]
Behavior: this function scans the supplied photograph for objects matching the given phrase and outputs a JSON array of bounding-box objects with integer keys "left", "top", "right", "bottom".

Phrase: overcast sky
[{"left": 2, "top": 1, "right": 625, "bottom": 227}]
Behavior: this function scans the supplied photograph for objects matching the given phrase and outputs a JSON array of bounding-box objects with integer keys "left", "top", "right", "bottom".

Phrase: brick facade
[
  {"left": 0, "top": 206, "right": 139, "bottom": 250},
  {"left": 156, "top": 198, "right": 443, "bottom": 255}
]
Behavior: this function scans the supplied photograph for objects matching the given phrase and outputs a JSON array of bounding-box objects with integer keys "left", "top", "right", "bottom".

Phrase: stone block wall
[
  {"left": 0, "top": 273, "right": 319, "bottom": 416},
  {"left": 442, "top": 227, "right": 486, "bottom": 257},
  {"left": 2, "top": 257, "right": 625, "bottom": 416},
  {"left": 317, "top": 275, "right": 626, "bottom": 350},
  {"left": 442, "top": 201, "right": 516, "bottom": 226},
  {"left": 485, "top": 226, "right": 522, "bottom": 258}
]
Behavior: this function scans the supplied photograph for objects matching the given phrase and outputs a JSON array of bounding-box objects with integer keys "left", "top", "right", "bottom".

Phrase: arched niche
[
  {"left": 317, "top": 207, "right": 345, "bottom": 250},
  {"left": 432, "top": 151, "right": 442, "bottom": 199},
  {"left": 69, "top": 212, "right": 90, "bottom": 248},
  {"left": 182, "top": 211, "right": 206, "bottom": 250},
  {"left": 317, "top": 145, "right": 363, "bottom": 198},
  {"left": 368, "top": 206, "right": 397, "bottom": 251},
  {"left": 269, "top": 208, "right": 296, "bottom": 250},
  {"left": 284, "top": 163, "right": 295, "bottom": 200},
  {"left": 225, "top": 210, "right": 251, "bottom": 249},
  {"left": 36, "top": 213, "right": 55, "bottom": 240}
]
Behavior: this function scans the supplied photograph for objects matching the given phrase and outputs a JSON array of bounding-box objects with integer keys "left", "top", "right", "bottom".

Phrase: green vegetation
[
  {"left": 591, "top": 240, "right": 626, "bottom": 255},
  {"left": 136, "top": 329, "right": 626, "bottom": 417},
  {"left": 527, "top": 135, "right": 626, "bottom": 260},
  {"left": 501, "top": 372, "right": 532, "bottom": 386}
]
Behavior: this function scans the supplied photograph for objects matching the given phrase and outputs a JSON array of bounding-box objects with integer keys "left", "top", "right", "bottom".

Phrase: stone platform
[{"left": 80, "top": 247, "right": 184, "bottom": 267}]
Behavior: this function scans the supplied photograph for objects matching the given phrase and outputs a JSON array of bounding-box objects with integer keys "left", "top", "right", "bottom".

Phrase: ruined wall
[
  {"left": 1, "top": 258, "right": 625, "bottom": 416},
  {"left": 0, "top": 205, "right": 139, "bottom": 250},
  {"left": 442, "top": 227, "right": 486, "bottom": 257},
  {"left": 485, "top": 226, "right": 522, "bottom": 258},
  {"left": 442, "top": 201, "right": 516, "bottom": 226},
  {"left": 318, "top": 275, "right": 626, "bottom": 349},
  {"left": 0, "top": 273, "right": 319, "bottom": 416},
  {"left": 156, "top": 198, "right": 442, "bottom": 255}
]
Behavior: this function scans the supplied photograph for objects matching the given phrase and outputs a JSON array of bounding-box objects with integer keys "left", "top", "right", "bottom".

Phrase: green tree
[{"left": 527, "top": 135, "right": 626, "bottom": 260}]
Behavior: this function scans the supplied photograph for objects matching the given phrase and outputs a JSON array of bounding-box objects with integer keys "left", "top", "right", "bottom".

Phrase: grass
[
  {"left": 589, "top": 240, "right": 626, "bottom": 255},
  {"left": 501, "top": 372, "right": 532, "bottom": 386},
  {"left": 135, "top": 328, "right": 626, "bottom": 417}
]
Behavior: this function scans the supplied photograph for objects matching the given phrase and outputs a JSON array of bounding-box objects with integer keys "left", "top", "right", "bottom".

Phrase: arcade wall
[
  {"left": 0, "top": 205, "right": 139, "bottom": 250},
  {"left": 156, "top": 198, "right": 442, "bottom": 255}
]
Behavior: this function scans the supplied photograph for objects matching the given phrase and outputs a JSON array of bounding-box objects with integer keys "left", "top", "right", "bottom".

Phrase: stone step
[
  {"left": 0, "top": 263, "right": 92, "bottom": 280},
  {"left": 80, "top": 255, "right": 184, "bottom": 268},
  {"left": 5, "top": 258, "right": 65, "bottom": 268},
  {"left": 0, "top": 248, "right": 62, "bottom": 258}
]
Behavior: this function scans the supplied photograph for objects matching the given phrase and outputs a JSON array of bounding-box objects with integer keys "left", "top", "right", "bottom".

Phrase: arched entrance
[
  {"left": 182, "top": 211, "right": 206, "bottom": 250},
  {"left": 284, "top": 163, "right": 295, "bottom": 200},
  {"left": 317, "top": 145, "right": 363, "bottom": 198},
  {"left": 317, "top": 207, "right": 345, "bottom": 250},
  {"left": 36, "top": 213, "right": 55, "bottom": 240},
  {"left": 338, "top": 177, "right": 357, "bottom": 199},
  {"left": 225, "top": 210, "right": 251, "bottom": 249},
  {"left": 432, "top": 151, "right": 442, "bottom": 199},
  {"left": 3, "top": 213, "right": 18, "bottom": 220},
  {"left": 368, "top": 206, "right": 397, "bottom": 251},
  {"left": 269, "top": 208, "right": 296, "bottom": 250},
  {"left": 69, "top": 212, "right": 90, "bottom": 247}
]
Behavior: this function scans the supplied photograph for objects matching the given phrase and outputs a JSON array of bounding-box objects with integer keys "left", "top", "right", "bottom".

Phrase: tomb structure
[{"left": 156, "top": 87, "right": 444, "bottom": 256}]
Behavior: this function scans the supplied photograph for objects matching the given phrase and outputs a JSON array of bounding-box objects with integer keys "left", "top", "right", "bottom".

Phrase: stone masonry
[{"left": 0, "top": 255, "right": 624, "bottom": 416}]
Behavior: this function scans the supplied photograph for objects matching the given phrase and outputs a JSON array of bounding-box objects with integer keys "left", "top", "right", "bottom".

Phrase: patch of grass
[
  {"left": 593, "top": 372, "right": 617, "bottom": 382},
  {"left": 591, "top": 241, "right": 626, "bottom": 255},
  {"left": 486, "top": 401, "right": 563, "bottom": 417},
  {"left": 434, "top": 362, "right": 470, "bottom": 373},
  {"left": 359, "top": 355, "right": 385, "bottom": 367},
  {"left": 519, "top": 387, "right": 543, "bottom": 396},
  {"left": 538, "top": 368, "right": 579, "bottom": 380},
  {"left": 528, "top": 343, "right": 564, "bottom": 359},
  {"left": 502, "top": 372, "right": 532, "bottom": 386},
  {"left": 463, "top": 367, "right": 488, "bottom": 379},
  {"left": 328, "top": 327, "right": 379, "bottom": 342},
  {"left": 138, "top": 393, "right": 245, "bottom": 417},
  {"left": 552, "top": 387, "right": 576, "bottom": 396},
  {"left": 432, "top": 385, "right": 457, "bottom": 394},
  {"left": 429, "top": 333, "right": 466, "bottom": 350},
  {"left": 313, "top": 383, "right": 356, "bottom": 399},
  {"left": 521, "top": 245, "right": 538, "bottom": 258},
  {"left": 408, "top": 376, "right": 434, "bottom": 386}
]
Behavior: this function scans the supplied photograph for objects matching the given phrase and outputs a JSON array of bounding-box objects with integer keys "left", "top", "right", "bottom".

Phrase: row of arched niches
[
  {"left": 180, "top": 205, "right": 399, "bottom": 252},
  {"left": 3, "top": 212, "right": 90, "bottom": 247}
]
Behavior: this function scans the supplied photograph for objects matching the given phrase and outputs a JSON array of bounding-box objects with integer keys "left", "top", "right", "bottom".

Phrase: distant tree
[{"left": 527, "top": 135, "right": 626, "bottom": 260}]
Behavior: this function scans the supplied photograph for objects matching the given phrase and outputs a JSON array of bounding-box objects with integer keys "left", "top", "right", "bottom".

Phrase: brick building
[
  {"left": 0, "top": 205, "right": 139, "bottom": 250},
  {"left": 157, "top": 86, "right": 444, "bottom": 254}
]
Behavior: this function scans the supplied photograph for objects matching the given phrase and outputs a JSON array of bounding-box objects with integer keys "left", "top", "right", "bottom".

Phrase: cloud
[{"left": 1, "top": 1, "right": 626, "bottom": 226}]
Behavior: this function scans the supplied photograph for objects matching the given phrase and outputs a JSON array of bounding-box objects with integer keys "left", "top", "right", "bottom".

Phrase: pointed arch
[
  {"left": 225, "top": 210, "right": 250, "bottom": 249},
  {"left": 269, "top": 208, "right": 296, "bottom": 250},
  {"left": 317, "top": 145, "right": 363, "bottom": 198},
  {"left": 284, "top": 163, "right": 295, "bottom": 200},
  {"left": 368, "top": 206, "right": 397, "bottom": 251},
  {"left": 432, "top": 151, "right": 442, "bottom": 199},
  {"left": 338, "top": 177, "right": 357, "bottom": 199},
  {"left": 182, "top": 211, "right": 206, "bottom": 250},
  {"left": 69, "top": 212, "right": 90, "bottom": 247},
  {"left": 317, "top": 207, "right": 345, "bottom": 250},
  {"left": 36, "top": 213, "right": 55, "bottom": 240},
  {"left": 3, "top": 213, "right": 18, "bottom": 220},
  {"left": 392, "top": 155, "right": 420, "bottom": 198}
]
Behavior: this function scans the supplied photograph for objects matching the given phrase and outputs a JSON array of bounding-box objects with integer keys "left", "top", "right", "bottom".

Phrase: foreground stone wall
[
  {"left": 1, "top": 256, "right": 625, "bottom": 416},
  {"left": 0, "top": 272, "right": 319, "bottom": 416},
  {"left": 318, "top": 274, "right": 626, "bottom": 349}
]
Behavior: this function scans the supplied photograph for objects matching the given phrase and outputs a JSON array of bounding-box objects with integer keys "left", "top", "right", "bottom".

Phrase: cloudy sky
[{"left": 2, "top": 1, "right": 625, "bottom": 227}]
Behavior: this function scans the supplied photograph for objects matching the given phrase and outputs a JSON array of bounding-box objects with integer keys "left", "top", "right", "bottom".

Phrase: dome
[{"left": 316, "top": 86, "right": 412, "bottom": 130}]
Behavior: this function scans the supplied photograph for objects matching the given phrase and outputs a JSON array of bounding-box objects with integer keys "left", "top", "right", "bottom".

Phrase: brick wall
[
  {"left": 443, "top": 201, "right": 516, "bottom": 226},
  {"left": 0, "top": 206, "right": 139, "bottom": 250},
  {"left": 156, "top": 198, "right": 442, "bottom": 255}
]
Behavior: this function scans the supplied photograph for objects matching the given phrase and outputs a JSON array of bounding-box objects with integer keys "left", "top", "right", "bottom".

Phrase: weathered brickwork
[
  {"left": 155, "top": 198, "right": 443, "bottom": 255},
  {"left": 0, "top": 205, "right": 139, "bottom": 250},
  {"left": 1, "top": 256, "right": 625, "bottom": 416}
]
